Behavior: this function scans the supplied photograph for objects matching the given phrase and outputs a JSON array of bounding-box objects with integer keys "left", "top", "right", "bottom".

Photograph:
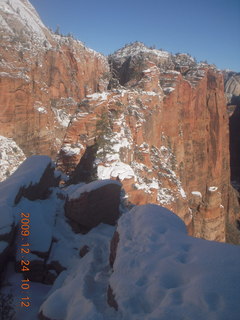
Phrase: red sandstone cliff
[
  {"left": 0, "top": 0, "right": 109, "bottom": 159},
  {"left": 58, "top": 43, "right": 240, "bottom": 242}
]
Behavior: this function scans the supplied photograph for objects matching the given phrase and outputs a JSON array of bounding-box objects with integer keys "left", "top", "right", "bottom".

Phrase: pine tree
[{"left": 95, "top": 112, "right": 115, "bottom": 161}]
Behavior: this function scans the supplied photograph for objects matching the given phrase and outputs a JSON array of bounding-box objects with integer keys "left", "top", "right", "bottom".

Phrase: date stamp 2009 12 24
[{"left": 19, "top": 212, "right": 31, "bottom": 308}]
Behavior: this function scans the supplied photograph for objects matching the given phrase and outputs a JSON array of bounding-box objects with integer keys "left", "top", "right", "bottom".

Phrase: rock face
[
  {"left": 0, "top": 135, "right": 26, "bottom": 182},
  {"left": 58, "top": 42, "right": 240, "bottom": 242},
  {"left": 224, "top": 71, "right": 240, "bottom": 104},
  {"left": 0, "top": 0, "right": 109, "bottom": 158},
  {"left": 65, "top": 180, "right": 121, "bottom": 233},
  {"left": 0, "top": 156, "right": 59, "bottom": 280},
  {"left": 224, "top": 71, "right": 240, "bottom": 190},
  {"left": 0, "top": 1, "right": 239, "bottom": 243}
]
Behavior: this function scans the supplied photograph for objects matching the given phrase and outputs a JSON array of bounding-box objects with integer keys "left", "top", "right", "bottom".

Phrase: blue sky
[{"left": 29, "top": 0, "right": 240, "bottom": 71}]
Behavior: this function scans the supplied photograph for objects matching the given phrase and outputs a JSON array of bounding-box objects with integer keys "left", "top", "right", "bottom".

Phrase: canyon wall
[
  {"left": 224, "top": 72, "right": 240, "bottom": 189},
  {"left": 59, "top": 43, "right": 240, "bottom": 242},
  {"left": 0, "top": 1, "right": 239, "bottom": 242},
  {"left": 0, "top": 0, "right": 109, "bottom": 158}
]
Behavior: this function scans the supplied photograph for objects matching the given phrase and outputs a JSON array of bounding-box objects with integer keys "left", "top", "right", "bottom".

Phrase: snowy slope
[
  {"left": 112, "top": 42, "right": 171, "bottom": 60},
  {"left": 38, "top": 204, "right": 240, "bottom": 320},
  {"left": 0, "top": 155, "right": 53, "bottom": 205},
  {"left": 0, "top": 158, "right": 239, "bottom": 320},
  {"left": 110, "top": 205, "right": 240, "bottom": 320},
  {"left": 0, "top": 0, "right": 48, "bottom": 39},
  {"left": 0, "top": 155, "right": 54, "bottom": 237},
  {"left": 0, "top": 135, "right": 26, "bottom": 182}
]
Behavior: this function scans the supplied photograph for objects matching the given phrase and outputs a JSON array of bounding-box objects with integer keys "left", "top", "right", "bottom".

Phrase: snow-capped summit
[
  {"left": 0, "top": 0, "right": 49, "bottom": 40},
  {"left": 111, "top": 41, "right": 171, "bottom": 60}
]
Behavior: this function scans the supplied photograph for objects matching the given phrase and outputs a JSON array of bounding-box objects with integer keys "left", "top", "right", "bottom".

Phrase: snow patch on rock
[
  {"left": 98, "top": 162, "right": 135, "bottom": 180},
  {"left": 191, "top": 191, "right": 202, "bottom": 197},
  {"left": 0, "top": 135, "right": 26, "bottom": 182},
  {"left": 208, "top": 186, "right": 218, "bottom": 192},
  {"left": 61, "top": 143, "right": 84, "bottom": 156},
  {"left": 110, "top": 204, "right": 240, "bottom": 320}
]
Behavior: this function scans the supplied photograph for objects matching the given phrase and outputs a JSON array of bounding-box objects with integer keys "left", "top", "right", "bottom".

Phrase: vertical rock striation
[
  {"left": 59, "top": 43, "right": 240, "bottom": 242},
  {"left": 0, "top": 0, "right": 109, "bottom": 157}
]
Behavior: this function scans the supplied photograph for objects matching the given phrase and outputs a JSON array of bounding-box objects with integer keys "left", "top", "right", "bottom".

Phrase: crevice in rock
[
  {"left": 69, "top": 144, "right": 98, "bottom": 184},
  {"left": 229, "top": 103, "right": 240, "bottom": 190}
]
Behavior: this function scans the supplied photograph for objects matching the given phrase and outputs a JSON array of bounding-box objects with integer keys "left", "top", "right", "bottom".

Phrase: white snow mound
[{"left": 110, "top": 204, "right": 240, "bottom": 320}]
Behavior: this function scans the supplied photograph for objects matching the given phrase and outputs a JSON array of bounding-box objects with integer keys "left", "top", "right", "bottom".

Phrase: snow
[
  {"left": 142, "top": 66, "right": 159, "bottom": 73},
  {"left": 37, "top": 107, "right": 47, "bottom": 114},
  {"left": 135, "top": 178, "right": 159, "bottom": 193},
  {"left": 98, "top": 162, "right": 135, "bottom": 180},
  {"left": 107, "top": 115, "right": 132, "bottom": 156},
  {"left": 163, "top": 87, "right": 175, "bottom": 94},
  {"left": 0, "top": 0, "right": 48, "bottom": 40},
  {"left": 0, "top": 71, "right": 30, "bottom": 82},
  {"left": 14, "top": 196, "right": 57, "bottom": 255},
  {"left": 179, "top": 186, "right": 186, "bottom": 198},
  {"left": 87, "top": 92, "right": 109, "bottom": 101},
  {"left": 33, "top": 103, "right": 47, "bottom": 114},
  {"left": 0, "top": 155, "right": 54, "bottom": 240},
  {"left": 157, "top": 187, "right": 176, "bottom": 205},
  {"left": 1, "top": 171, "right": 240, "bottom": 320},
  {"left": 112, "top": 42, "right": 170, "bottom": 60},
  {"left": 0, "top": 135, "right": 26, "bottom": 182},
  {"left": 61, "top": 143, "right": 84, "bottom": 156},
  {"left": 192, "top": 191, "right": 202, "bottom": 197},
  {"left": 39, "top": 223, "right": 118, "bottom": 320},
  {"left": 52, "top": 108, "right": 72, "bottom": 127},
  {"left": 1, "top": 262, "right": 52, "bottom": 320},
  {"left": 144, "top": 91, "right": 158, "bottom": 96},
  {"left": 109, "top": 204, "right": 240, "bottom": 320},
  {"left": 165, "top": 70, "right": 181, "bottom": 75},
  {"left": 65, "top": 180, "right": 121, "bottom": 200},
  {"left": 0, "top": 155, "right": 53, "bottom": 202},
  {"left": 150, "top": 143, "right": 187, "bottom": 203},
  {"left": 208, "top": 186, "right": 218, "bottom": 192}
]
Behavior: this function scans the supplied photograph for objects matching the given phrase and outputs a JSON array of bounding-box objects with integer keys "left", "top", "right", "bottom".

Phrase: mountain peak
[
  {"left": 111, "top": 41, "right": 171, "bottom": 60},
  {"left": 0, "top": 0, "right": 48, "bottom": 40}
]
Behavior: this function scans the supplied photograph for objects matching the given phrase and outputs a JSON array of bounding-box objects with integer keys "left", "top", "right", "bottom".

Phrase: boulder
[
  {"left": 65, "top": 180, "right": 121, "bottom": 233},
  {"left": 108, "top": 204, "right": 240, "bottom": 318}
]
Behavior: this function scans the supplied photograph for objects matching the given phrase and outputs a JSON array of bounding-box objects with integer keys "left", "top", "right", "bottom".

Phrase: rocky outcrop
[
  {"left": 224, "top": 72, "right": 240, "bottom": 190},
  {"left": 0, "top": 135, "right": 26, "bottom": 182},
  {"left": 0, "top": 0, "right": 109, "bottom": 158},
  {"left": 57, "top": 43, "right": 239, "bottom": 242},
  {"left": 65, "top": 180, "right": 122, "bottom": 233},
  {"left": 224, "top": 71, "right": 240, "bottom": 104},
  {"left": 107, "top": 204, "right": 240, "bottom": 318},
  {"left": 0, "top": 156, "right": 61, "bottom": 282},
  {"left": 0, "top": 1, "right": 239, "bottom": 244},
  {"left": 14, "top": 159, "right": 59, "bottom": 204}
]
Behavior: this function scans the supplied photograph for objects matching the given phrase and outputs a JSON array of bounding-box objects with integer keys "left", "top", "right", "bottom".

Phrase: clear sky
[{"left": 29, "top": 0, "right": 240, "bottom": 72}]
